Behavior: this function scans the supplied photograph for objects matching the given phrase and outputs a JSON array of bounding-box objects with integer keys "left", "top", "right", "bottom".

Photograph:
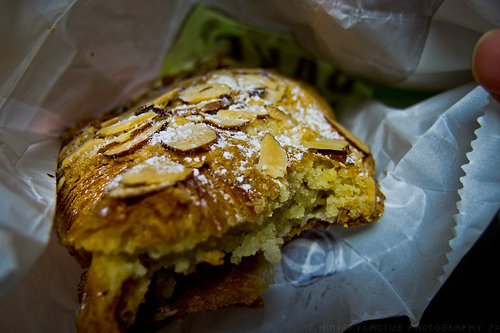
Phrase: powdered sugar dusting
[{"left": 106, "top": 69, "right": 368, "bottom": 202}]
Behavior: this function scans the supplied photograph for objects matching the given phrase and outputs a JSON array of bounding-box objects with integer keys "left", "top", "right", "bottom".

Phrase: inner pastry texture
[{"left": 54, "top": 69, "right": 384, "bottom": 332}]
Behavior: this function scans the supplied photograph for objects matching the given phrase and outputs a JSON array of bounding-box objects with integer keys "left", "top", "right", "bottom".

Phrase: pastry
[{"left": 54, "top": 68, "right": 384, "bottom": 332}]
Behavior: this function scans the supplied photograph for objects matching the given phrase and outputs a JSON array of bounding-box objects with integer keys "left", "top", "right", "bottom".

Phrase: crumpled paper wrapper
[{"left": 1, "top": 1, "right": 499, "bottom": 332}]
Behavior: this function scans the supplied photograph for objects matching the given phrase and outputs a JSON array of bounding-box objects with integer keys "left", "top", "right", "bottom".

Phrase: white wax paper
[{"left": 0, "top": 0, "right": 499, "bottom": 332}]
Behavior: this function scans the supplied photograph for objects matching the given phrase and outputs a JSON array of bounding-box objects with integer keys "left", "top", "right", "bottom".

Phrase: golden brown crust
[{"left": 54, "top": 68, "right": 384, "bottom": 332}]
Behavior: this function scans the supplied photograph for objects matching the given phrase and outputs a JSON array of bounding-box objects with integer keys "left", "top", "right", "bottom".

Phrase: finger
[{"left": 472, "top": 29, "right": 500, "bottom": 101}]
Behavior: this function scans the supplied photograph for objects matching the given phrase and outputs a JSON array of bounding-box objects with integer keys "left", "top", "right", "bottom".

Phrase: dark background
[{"left": 346, "top": 212, "right": 500, "bottom": 332}]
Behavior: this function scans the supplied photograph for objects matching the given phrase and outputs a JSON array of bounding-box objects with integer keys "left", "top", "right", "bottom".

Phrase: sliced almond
[
  {"left": 216, "top": 109, "right": 267, "bottom": 121},
  {"left": 207, "top": 70, "right": 238, "bottom": 89},
  {"left": 98, "top": 111, "right": 157, "bottom": 136},
  {"left": 246, "top": 98, "right": 266, "bottom": 108},
  {"left": 179, "top": 83, "right": 231, "bottom": 104},
  {"left": 108, "top": 182, "right": 171, "bottom": 199},
  {"left": 84, "top": 126, "right": 96, "bottom": 135},
  {"left": 265, "top": 105, "right": 295, "bottom": 123},
  {"left": 259, "top": 133, "right": 288, "bottom": 178},
  {"left": 265, "top": 83, "right": 286, "bottom": 104},
  {"left": 61, "top": 138, "right": 105, "bottom": 168},
  {"left": 169, "top": 105, "right": 198, "bottom": 117},
  {"left": 104, "top": 129, "right": 135, "bottom": 146},
  {"left": 152, "top": 87, "right": 181, "bottom": 107},
  {"left": 56, "top": 175, "right": 66, "bottom": 192},
  {"left": 171, "top": 98, "right": 230, "bottom": 117},
  {"left": 100, "top": 117, "right": 121, "bottom": 128},
  {"left": 199, "top": 97, "right": 231, "bottom": 112},
  {"left": 238, "top": 74, "right": 278, "bottom": 91},
  {"left": 304, "top": 137, "right": 349, "bottom": 151},
  {"left": 121, "top": 156, "right": 192, "bottom": 186},
  {"left": 203, "top": 114, "right": 250, "bottom": 128},
  {"left": 168, "top": 116, "right": 192, "bottom": 129},
  {"left": 327, "top": 117, "right": 370, "bottom": 154},
  {"left": 102, "top": 119, "right": 167, "bottom": 157},
  {"left": 103, "top": 120, "right": 153, "bottom": 146},
  {"left": 238, "top": 73, "right": 285, "bottom": 104},
  {"left": 161, "top": 123, "right": 217, "bottom": 152},
  {"left": 108, "top": 156, "right": 192, "bottom": 198}
]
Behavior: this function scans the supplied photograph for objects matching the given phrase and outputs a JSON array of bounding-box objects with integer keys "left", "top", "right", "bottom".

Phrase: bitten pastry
[{"left": 54, "top": 68, "right": 384, "bottom": 332}]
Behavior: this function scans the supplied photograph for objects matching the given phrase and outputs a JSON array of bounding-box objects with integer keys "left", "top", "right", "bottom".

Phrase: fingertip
[{"left": 472, "top": 30, "right": 500, "bottom": 100}]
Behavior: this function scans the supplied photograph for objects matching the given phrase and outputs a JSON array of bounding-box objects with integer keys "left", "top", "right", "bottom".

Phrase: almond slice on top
[
  {"left": 160, "top": 122, "right": 217, "bottom": 152},
  {"left": 101, "top": 119, "right": 167, "bottom": 157},
  {"left": 61, "top": 138, "right": 105, "bottom": 168},
  {"left": 216, "top": 108, "right": 267, "bottom": 121},
  {"left": 121, "top": 156, "right": 192, "bottom": 186},
  {"left": 108, "top": 156, "right": 192, "bottom": 198},
  {"left": 152, "top": 87, "right": 181, "bottom": 107},
  {"left": 179, "top": 83, "right": 231, "bottom": 104},
  {"left": 265, "top": 105, "right": 295, "bottom": 123},
  {"left": 264, "top": 83, "right": 286, "bottom": 104},
  {"left": 172, "top": 97, "right": 231, "bottom": 117},
  {"left": 108, "top": 183, "right": 172, "bottom": 199},
  {"left": 204, "top": 114, "right": 250, "bottom": 128},
  {"left": 237, "top": 74, "right": 278, "bottom": 91},
  {"left": 98, "top": 110, "right": 157, "bottom": 136},
  {"left": 259, "top": 133, "right": 288, "bottom": 178},
  {"left": 304, "top": 137, "right": 349, "bottom": 151}
]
